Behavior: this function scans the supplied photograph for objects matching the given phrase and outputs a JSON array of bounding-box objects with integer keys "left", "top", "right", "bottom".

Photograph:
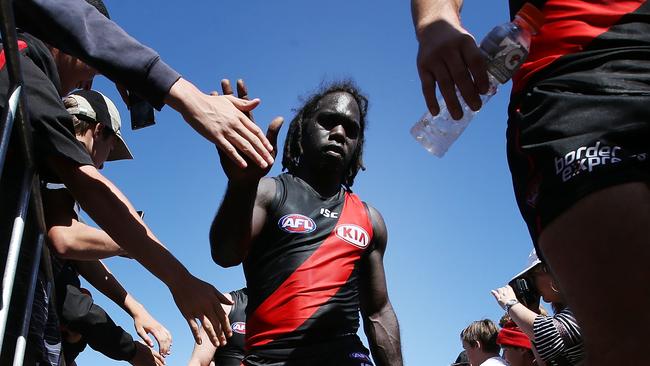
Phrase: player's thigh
[{"left": 539, "top": 181, "right": 650, "bottom": 362}]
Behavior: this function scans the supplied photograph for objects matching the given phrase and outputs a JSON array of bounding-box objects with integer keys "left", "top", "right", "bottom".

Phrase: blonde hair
[{"left": 461, "top": 319, "right": 500, "bottom": 353}]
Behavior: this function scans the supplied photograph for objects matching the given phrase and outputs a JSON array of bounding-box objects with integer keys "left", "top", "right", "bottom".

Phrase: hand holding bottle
[{"left": 412, "top": 3, "right": 544, "bottom": 157}]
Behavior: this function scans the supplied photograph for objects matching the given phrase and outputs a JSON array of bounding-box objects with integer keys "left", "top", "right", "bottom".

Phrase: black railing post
[
  {"left": 0, "top": 168, "right": 33, "bottom": 352},
  {"left": 0, "top": 0, "right": 59, "bottom": 363},
  {"left": 11, "top": 233, "right": 44, "bottom": 366}
]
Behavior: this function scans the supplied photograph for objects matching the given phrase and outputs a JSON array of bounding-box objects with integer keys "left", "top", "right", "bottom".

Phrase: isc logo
[
  {"left": 335, "top": 224, "right": 369, "bottom": 249},
  {"left": 320, "top": 208, "right": 339, "bottom": 218},
  {"left": 278, "top": 214, "right": 316, "bottom": 233},
  {"left": 232, "top": 322, "right": 246, "bottom": 334}
]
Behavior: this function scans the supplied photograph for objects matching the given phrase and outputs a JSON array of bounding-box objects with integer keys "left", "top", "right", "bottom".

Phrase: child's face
[{"left": 91, "top": 127, "right": 116, "bottom": 169}]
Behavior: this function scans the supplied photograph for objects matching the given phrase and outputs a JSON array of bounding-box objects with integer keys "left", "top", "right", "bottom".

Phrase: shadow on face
[
  {"left": 301, "top": 92, "right": 361, "bottom": 171},
  {"left": 50, "top": 47, "right": 97, "bottom": 96}
]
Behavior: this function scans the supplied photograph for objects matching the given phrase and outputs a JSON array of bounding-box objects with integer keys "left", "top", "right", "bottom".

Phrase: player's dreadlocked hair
[{"left": 282, "top": 80, "right": 369, "bottom": 190}]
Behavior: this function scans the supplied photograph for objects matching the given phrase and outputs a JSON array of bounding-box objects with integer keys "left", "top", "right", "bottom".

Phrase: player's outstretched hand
[
  {"left": 213, "top": 79, "right": 284, "bottom": 183},
  {"left": 165, "top": 78, "right": 274, "bottom": 169},
  {"left": 169, "top": 273, "right": 233, "bottom": 347},
  {"left": 416, "top": 19, "right": 489, "bottom": 120}
]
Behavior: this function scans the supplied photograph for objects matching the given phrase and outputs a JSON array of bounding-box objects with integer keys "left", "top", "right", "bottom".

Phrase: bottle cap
[{"left": 517, "top": 3, "right": 545, "bottom": 33}]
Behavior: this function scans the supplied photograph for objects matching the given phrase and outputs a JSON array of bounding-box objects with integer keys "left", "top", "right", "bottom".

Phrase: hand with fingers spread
[
  {"left": 132, "top": 305, "right": 173, "bottom": 357},
  {"left": 165, "top": 78, "right": 274, "bottom": 169},
  {"left": 214, "top": 79, "right": 284, "bottom": 183},
  {"left": 169, "top": 272, "right": 233, "bottom": 347},
  {"left": 208, "top": 79, "right": 284, "bottom": 268},
  {"left": 412, "top": 0, "right": 489, "bottom": 120}
]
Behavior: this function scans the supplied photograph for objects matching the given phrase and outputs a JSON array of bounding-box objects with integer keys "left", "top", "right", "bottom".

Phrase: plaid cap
[{"left": 66, "top": 90, "right": 133, "bottom": 161}]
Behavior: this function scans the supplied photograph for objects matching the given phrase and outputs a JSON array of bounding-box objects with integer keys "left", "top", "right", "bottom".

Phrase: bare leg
[{"left": 539, "top": 182, "right": 650, "bottom": 365}]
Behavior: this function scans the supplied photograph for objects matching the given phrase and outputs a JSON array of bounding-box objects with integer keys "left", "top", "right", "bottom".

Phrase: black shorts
[
  {"left": 214, "top": 355, "right": 244, "bottom": 366},
  {"left": 507, "top": 82, "right": 650, "bottom": 244},
  {"left": 244, "top": 336, "right": 373, "bottom": 366}
]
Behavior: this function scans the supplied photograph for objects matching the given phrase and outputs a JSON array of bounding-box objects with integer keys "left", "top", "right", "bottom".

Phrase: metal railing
[{"left": 0, "top": 0, "right": 58, "bottom": 364}]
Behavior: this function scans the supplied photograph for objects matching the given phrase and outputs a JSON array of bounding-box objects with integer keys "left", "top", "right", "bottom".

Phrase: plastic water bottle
[{"left": 411, "top": 3, "right": 544, "bottom": 157}]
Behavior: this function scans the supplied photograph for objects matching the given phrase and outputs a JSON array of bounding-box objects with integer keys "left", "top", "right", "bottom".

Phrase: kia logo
[{"left": 335, "top": 224, "right": 369, "bottom": 249}]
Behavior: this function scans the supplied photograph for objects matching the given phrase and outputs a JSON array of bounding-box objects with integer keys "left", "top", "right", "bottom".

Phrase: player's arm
[
  {"left": 210, "top": 177, "right": 276, "bottom": 267},
  {"left": 209, "top": 79, "right": 284, "bottom": 267},
  {"left": 75, "top": 259, "right": 173, "bottom": 356},
  {"left": 411, "top": 0, "right": 489, "bottom": 119},
  {"left": 187, "top": 293, "right": 234, "bottom": 366},
  {"left": 359, "top": 205, "right": 403, "bottom": 366},
  {"left": 43, "top": 186, "right": 126, "bottom": 260}
]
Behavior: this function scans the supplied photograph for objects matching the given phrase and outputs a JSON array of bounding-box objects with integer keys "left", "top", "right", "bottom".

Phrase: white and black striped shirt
[{"left": 532, "top": 307, "right": 585, "bottom": 366}]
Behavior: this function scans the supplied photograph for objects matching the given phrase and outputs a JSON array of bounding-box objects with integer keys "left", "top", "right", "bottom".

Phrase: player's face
[{"left": 301, "top": 92, "right": 361, "bottom": 170}]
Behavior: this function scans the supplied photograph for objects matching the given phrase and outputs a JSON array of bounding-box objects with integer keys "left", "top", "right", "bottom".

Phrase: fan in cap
[
  {"left": 65, "top": 89, "right": 133, "bottom": 161},
  {"left": 497, "top": 322, "right": 535, "bottom": 366},
  {"left": 511, "top": 249, "right": 541, "bottom": 281}
]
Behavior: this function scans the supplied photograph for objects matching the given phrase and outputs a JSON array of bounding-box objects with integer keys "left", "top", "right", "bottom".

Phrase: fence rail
[{"left": 0, "top": 0, "right": 57, "bottom": 363}]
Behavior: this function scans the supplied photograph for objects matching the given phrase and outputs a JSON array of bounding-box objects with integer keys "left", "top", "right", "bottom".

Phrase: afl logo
[
  {"left": 335, "top": 224, "right": 369, "bottom": 249},
  {"left": 279, "top": 214, "right": 316, "bottom": 233},
  {"left": 232, "top": 322, "right": 246, "bottom": 335}
]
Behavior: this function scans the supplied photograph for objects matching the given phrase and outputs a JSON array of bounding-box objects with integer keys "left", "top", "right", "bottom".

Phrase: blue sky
[{"left": 76, "top": 1, "right": 537, "bottom": 365}]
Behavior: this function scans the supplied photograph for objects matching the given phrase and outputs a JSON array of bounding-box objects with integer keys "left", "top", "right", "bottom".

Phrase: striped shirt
[{"left": 532, "top": 307, "right": 585, "bottom": 366}]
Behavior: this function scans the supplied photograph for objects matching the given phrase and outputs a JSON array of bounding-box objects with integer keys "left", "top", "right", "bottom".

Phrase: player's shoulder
[
  {"left": 361, "top": 201, "right": 384, "bottom": 224},
  {"left": 257, "top": 176, "right": 279, "bottom": 207},
  {"left": 360, "top": 201, "right": 387, "bottom": 246}
]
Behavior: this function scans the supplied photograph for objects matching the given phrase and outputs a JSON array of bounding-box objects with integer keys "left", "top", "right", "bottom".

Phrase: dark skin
[
  {"left": 359, "top": 205, "right": 403, "bottom": 366},
  {"left": 210, "top": 83, "right": 402, "bottom": 366},
  {"left": 294, "top": 92, "right": 361, "bottom": 197}
]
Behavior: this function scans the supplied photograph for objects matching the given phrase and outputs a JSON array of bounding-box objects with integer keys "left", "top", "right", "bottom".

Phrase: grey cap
[{"left": 66, "top": 89, "right": 133, "bottom": 161}]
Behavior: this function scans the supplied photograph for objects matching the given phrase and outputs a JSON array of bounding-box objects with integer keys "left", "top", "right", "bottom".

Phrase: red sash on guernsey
[
  {"left": 0, "top": 40, "right": 28, "bottom": 71},
  {"left": 246, "top": 192, "right": 373, "bottom": 348},
  {"left": 513, "top": 0, "right": 645, "bottom": 93}
]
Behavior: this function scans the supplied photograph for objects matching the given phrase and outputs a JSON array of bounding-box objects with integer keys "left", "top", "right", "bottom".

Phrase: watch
[{"left": 504, "top": 299, "right": 520, "bottom": 313}]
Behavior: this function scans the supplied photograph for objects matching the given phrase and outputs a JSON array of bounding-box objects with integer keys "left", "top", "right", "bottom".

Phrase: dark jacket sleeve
[
  {"left": 12, "top": 44, "right": 95, "bottom": 182},
  {"left": 59, "top": 285, "right": 137, "bottom": 361},
  {"left": 13, "top": 0, "right": 181, "bottom": 110}
]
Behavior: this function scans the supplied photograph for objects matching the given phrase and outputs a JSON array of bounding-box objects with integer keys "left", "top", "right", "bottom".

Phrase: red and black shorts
[{"left": 507, "top": 78, "right": 650, "bottom": 244}]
